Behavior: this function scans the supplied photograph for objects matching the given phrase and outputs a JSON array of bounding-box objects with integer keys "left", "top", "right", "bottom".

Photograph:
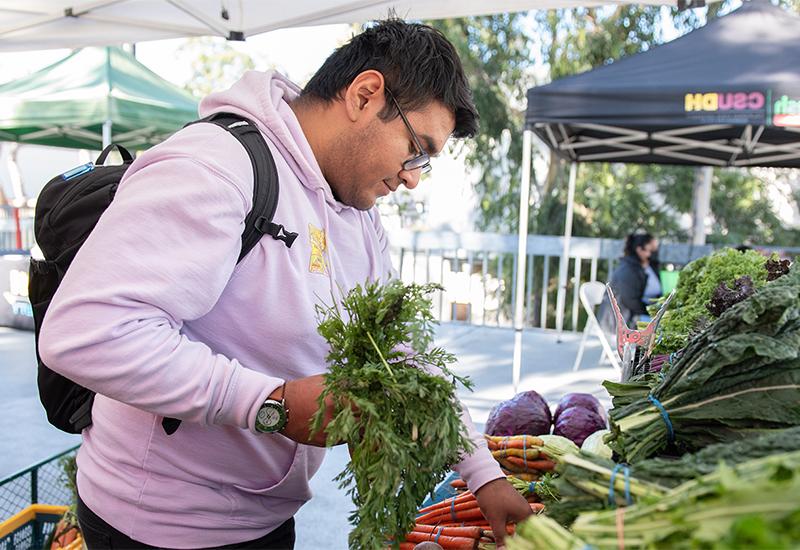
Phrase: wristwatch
[{"left": 255, "top": 384, "right": 288, "bottom": 433}]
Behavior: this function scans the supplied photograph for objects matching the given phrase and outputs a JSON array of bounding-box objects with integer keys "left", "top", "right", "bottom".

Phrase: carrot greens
[{"left": 312, "top": 281, "right": 474, "bottom": 549}]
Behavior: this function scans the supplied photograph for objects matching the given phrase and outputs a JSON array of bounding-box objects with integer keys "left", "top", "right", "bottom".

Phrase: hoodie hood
[{"left": 199, "top": 70, "right": 341, "bottom": 209}]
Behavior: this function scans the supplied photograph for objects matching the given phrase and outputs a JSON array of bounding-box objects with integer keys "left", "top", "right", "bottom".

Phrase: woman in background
[{"left": 600, "top": 232, "right": 661, "bottom": 332}]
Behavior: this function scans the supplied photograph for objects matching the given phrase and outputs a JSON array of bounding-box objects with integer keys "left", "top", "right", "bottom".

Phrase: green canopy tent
[{"left": 0, "top": 46, "right": 198, "bottom": 150}]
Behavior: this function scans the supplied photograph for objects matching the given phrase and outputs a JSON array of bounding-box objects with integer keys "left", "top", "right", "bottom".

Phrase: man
[{"left": 40, "top": 18, "right": 531, "bottom": 549}]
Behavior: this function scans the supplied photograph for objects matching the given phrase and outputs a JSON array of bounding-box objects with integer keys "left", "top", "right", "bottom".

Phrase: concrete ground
[{"left": 1, "top": 323, "right": 614, "bottom": 549}]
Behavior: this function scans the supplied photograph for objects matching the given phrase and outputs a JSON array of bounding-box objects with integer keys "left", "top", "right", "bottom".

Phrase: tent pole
[
  {"left": 555, "top": 161, "right": 578, "bottom": 341},
  {"left": 691, "top": 166, "right": 712, "bottom": 245},
  {"left": 102, "top": 120, "right": 113, "bottom": 149},
  {"left": 512, "top": 130, "right": 533, "bottom": 395}
]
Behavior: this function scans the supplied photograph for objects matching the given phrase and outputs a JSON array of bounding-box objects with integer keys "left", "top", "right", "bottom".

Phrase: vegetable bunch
[
  {"left": 607, "top": 262, "right": 800, "bottom": 462},
  {"left": 538, "top": 428, "right": 800, "bottom": 526},
  {"left": 651, "top": 248, "right": 770, "bottom": 353},
  {"left": 569, "top": 452, "right": 800, "bottom": 549},
  {"left": 312, "top": 281, "right": 474, "bottom": 549},
  {"left": 510, "top": 451, "right": 800, "bottom": 549}
]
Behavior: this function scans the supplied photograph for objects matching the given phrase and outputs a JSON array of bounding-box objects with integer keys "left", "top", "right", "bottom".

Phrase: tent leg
[
  {"left": 691, "top": 166, "right": 712, "bottom": 245},
  {"left": 555, "top": 161, "right": 578, "bottom": 341},
  {"left": 512, "top": 130, "right": 533, "bottom": 395},
  {"left": 102, "top": 120, "right": 113, "bottom": 149}
]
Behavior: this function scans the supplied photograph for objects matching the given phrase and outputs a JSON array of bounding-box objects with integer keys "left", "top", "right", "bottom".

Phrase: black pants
[{"left": 77, "top": 495, "right": 295, "bottom": 549}]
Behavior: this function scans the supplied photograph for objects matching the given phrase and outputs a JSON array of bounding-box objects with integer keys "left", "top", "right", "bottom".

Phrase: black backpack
[{"left": 29, "top": 112, "right": 298, "bottom": 435}]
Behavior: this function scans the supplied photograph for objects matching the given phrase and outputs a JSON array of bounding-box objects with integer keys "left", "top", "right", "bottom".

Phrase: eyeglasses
[{"left": 385, "top": 88, "right": 432, "bottom": 174}]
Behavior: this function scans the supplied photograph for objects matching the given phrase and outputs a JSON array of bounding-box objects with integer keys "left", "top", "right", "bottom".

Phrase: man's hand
[
  {"left": 474, "top": 478, "right": 533, "bottom": 549},
  {"left": 277, "top": 374, "right": 336, "bottom": 446}
]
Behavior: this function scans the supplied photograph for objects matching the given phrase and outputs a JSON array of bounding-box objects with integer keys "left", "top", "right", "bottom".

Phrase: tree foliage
[
  {"left": 177, "top": 37, "right": 258, "bottom": 99},
  {"left": 431, "top": 3, "right": 799, "bottom": 246}
]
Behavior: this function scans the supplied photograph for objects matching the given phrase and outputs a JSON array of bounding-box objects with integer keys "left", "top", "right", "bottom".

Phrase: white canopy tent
[
  {"left": 0, "top": 0, "right": 709, "bottom": 395},
  {"left": 1, "top": 0, "right": 693, "bottom": 51}
]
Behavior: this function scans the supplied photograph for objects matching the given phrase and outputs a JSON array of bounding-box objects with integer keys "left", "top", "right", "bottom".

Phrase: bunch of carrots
[
  {"left": 395, "top": 478, "right": 544, "bottom": 549},
  {"left": 485, "top": 435, "right": 556, "bottom": 479}
]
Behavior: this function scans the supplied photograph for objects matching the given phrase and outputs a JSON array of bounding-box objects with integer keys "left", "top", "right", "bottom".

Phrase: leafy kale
[
  {"left": 706, "top": 275, "right": 755, "bottom": 317},
  {"left": 765, "top": 258, "right": 792, "bottom": 281},
  {"left": 652, "top": 249, "right": 769, "bottom": 353},
  {"left": 608, "top": 262, "right": 800, "bottom": 462}
]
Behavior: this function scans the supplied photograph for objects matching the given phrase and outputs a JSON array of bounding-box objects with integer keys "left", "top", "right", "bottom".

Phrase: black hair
[
  {"left": 301, "top": 18, "right": 478, "bottom": 139},
  {"left": 624, "top": 232, "right": 655, "bottom": 257}
]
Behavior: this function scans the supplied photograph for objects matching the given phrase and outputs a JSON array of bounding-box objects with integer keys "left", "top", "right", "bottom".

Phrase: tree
[
  {"left": 428, "top": 15, "right": 533, "bottom": 234},
  {"left": 433, "top": 4, "right": 799, "bottom": 246},
  {"left": 177, "top": 37, "right": 260, "bottom": 99}
]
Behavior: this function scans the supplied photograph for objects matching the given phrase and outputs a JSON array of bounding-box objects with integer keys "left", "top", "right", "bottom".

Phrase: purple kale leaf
[
  {"left": 765, "top": 258, "right": 791, "bottom": 282},
  {"left": 706, "top": 276, "right": 756, "bottom": 317}
]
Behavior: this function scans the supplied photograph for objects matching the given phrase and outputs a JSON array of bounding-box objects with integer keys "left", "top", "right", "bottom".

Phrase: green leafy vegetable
[
  {"left": 311, "top": 280, "right": 474, "bottom": 550},
  {"left": 535, "top": 428, "right": 800, "bottom": 527},
  {"left": 607, "top": 262, "right": 800, "bottom": 462},
  {"left": 569, "top": 452, "right": 800, "bottom": 549},
  {"left": 652, "top": 248, "right": 770, "bottom": 353},
  {"left": 511, "top": 451, "right": 800, "bottom": 549}
]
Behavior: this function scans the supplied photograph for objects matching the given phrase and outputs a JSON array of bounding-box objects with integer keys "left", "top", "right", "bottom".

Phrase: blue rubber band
[
  {"left": 648, "top": 394, "right": 675, "bottom": 443},
  {"left": 528, "top": 481, "right": 538, "bottom": 494},
  {"left": 608, "top": 464, "right": 633, "bottom": 506},
  {"left": 450, "top": 497, "right": 456, "bottom": 520},
  {"left": 434, "top": 527, "right": 443, "bottom": 543},
  {"left": 608, "top": 464, "right": 621, "bottom": 506},
  {"left": 503, "top": 436, "right": 509, "bottom": 450},
  {"left": 623, "top": 465, "right": 632, "bottom": 505},
  {"left": 523, "top": 436, "right": 528, "bottom": 469}
]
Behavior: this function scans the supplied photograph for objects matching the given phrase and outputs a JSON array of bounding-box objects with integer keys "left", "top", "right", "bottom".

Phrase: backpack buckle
[{"left": 255, "top": 217, "right": 298, "bottom": 248}]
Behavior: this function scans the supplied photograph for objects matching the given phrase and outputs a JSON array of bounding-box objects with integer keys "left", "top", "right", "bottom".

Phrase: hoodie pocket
[{"left": 231, "top": 443, "right": 313, "bottom": 503}]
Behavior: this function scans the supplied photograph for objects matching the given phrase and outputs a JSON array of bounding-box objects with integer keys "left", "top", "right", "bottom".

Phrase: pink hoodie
[{"left": 39, "top": 71, "right": 502, "bottom": 548}]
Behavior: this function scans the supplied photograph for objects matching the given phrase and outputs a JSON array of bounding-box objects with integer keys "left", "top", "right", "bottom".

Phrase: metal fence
[
  {"left": 0, "top": 206, "right": 34, "bottom": 251},
  {"left": 0, "top": 445, "right": 79, "bottom": 525},
  {"left": 1, "top": 209, "right": 798, "bottom": 332},
  {"left": 390, "top": 231, "right": 800, "bottom": 331}
]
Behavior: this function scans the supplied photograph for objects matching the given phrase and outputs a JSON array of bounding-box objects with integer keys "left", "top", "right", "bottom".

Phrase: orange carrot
[
  {"left": 398, "top": 543, "right": 416, "bottom": 550},
  {"left": 51, "top": 522, "right": 78, "bottom": 549},
  {"left": 421, "top": 507, "right": 485, "bottom": 525},
  {"left": 437, "top": 521, "right": 491, "bottom": 528},
  {"left": 450, "top": 478, "right": 468, "bottom": 489},
  {"left": 484, "top": 435, "right": 544, "bottom": 449},
  {"left": 417, "top": 492, "right": 476, "bottom": 515},
  {"left": 503, "top": 456, "right": 556, "bottom": 471},
  {"left": 404, "top": 531, "right": 478, "bottom": 549},
  {"left": 408, "top": 525, "right": 483, "bottom": 538},
  {"left": 416, "top": 501, "right": 481, "bottom": 524},
  {"left": 530, "top": 502, "right": 545, "bottom": 513}
]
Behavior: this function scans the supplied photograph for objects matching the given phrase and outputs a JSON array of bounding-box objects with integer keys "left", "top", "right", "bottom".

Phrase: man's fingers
[{"left": 489, "top": 515, "right": 508, "bottom": 548}]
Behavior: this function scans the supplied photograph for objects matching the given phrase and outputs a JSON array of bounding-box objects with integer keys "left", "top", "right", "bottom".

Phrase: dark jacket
[{"left": 599, "top": 255, "right": 657, "bottom": 331}]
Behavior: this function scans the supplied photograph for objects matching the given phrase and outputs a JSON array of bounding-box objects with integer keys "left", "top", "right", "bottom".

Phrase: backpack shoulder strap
[
  {"left": 160, "top": 114, "right": 299, "bottom": 437},
  {"left": 193, "top": 113, "right": 298, "bottom": 262}
]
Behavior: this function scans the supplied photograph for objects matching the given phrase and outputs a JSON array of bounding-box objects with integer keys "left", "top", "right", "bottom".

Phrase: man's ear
[{"left": 342, "top": 70, "right": 385, "bottom": 122}]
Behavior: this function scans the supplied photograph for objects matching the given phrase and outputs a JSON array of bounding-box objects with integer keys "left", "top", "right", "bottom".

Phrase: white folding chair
[{"left": 572, "top": 281, "right": 621, "bottom": 372}]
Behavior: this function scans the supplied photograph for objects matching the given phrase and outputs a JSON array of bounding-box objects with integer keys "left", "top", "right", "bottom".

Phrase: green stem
[{"left": 366, "top": 331, "right": 395, "bottom": 380}]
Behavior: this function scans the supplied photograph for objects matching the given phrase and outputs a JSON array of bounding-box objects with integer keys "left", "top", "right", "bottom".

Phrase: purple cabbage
[
  {"left": 553, "top": 393, "right": 606, "bottom": 424},
  {"left": 485, "top": 390, "right": 552, "bottom": 437},
  {"left": 553, "top": 407, "right": 607, "bottom": 447}
]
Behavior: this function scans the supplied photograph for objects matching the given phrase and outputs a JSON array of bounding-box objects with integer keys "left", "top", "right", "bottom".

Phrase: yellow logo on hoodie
[{"left": 308, "top": 224, "right": 328, "bottom": 274}]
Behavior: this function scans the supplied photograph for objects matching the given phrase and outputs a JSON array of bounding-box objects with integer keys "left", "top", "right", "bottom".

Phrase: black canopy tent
[
  {"left": 508, "top": 0, "right": 800, "bottom": 389},
  {"left": 525, "top": 0, "right": 800, "bottom": 168}
]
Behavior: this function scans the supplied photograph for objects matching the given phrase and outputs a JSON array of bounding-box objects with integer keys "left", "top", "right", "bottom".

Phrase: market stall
[
  {"left": 510, "top": 0, "right": 800, "bottom": 392},
  {"left": 394, "top": 252, "right": 799, "bottom": 549}
]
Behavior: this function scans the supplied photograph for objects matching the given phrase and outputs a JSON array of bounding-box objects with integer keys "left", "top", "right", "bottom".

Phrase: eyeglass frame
[{"left": 385, "top": 88, "right": 432, "bottom": 174}]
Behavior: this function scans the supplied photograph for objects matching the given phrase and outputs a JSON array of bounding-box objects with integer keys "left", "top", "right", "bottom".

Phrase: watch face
[{"left": 256, "top": 401, "right": 286, "bottom": 433}]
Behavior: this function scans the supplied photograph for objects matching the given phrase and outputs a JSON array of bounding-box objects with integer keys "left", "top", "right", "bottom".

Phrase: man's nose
[{"left": 399, "top": 168, "right": 422, "bottom": 190}]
